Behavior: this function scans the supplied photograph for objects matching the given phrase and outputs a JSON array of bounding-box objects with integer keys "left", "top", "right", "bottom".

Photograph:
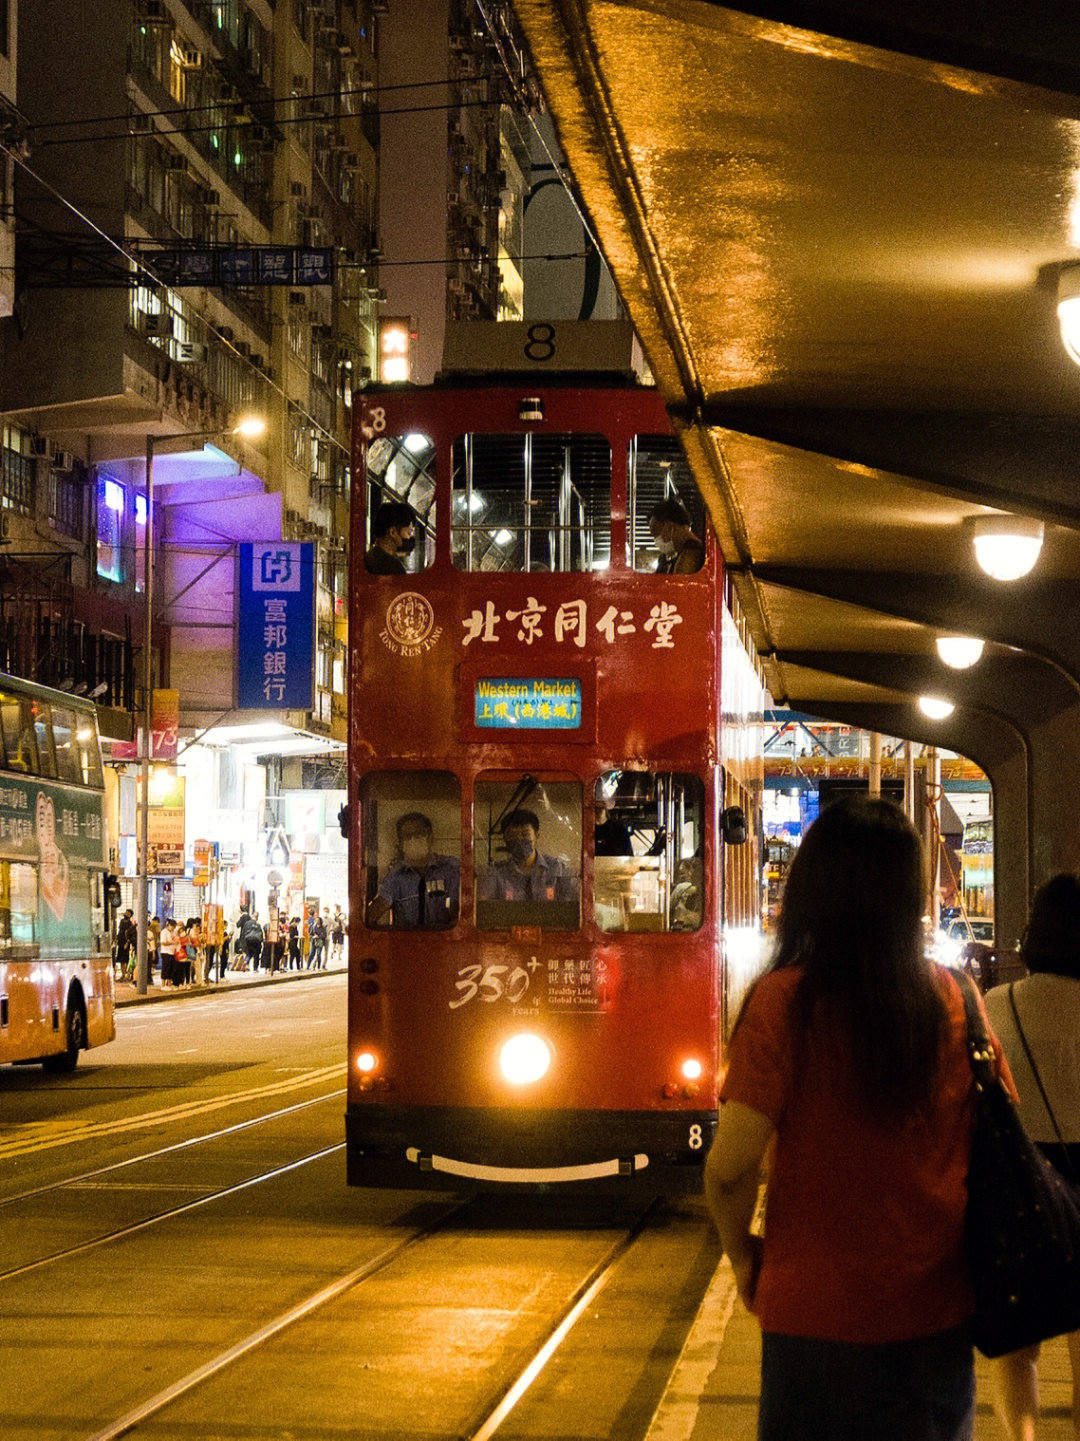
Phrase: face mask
[
  {"left": 402, "top": 839, "right": 429, "bottom": 866},
  {"left": 655, "top": 535, "right": 676, "bottom": 556},
  {"left": 397, "top": 535, "right": 417, "bottom": 555},
  {"left": 506, "top": 838, "right": 534, "bottom": 865}
]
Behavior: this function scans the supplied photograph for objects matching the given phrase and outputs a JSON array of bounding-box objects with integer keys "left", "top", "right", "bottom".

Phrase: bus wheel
[{"left": 43, "top": 1001, "right": 86, "bottom": 1073}]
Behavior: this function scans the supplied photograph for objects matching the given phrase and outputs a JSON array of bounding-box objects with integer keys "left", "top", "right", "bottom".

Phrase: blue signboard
[
  {"left": 150, "top": 246, "right": 335, "bottom": 288},
  {"left": 474, "top": 678, "right": 582, "bottom": 729},
  {"left": 237, "top": 544, "right": 315, "bottom": 710}
]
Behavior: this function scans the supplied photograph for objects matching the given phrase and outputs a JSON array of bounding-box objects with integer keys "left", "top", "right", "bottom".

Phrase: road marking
[
  {"left": 0, "top": 1064, "right": 344, "bottom": 1160},
  {"left": 644, "top": 1254, "right": 738, "bottom": 1441}
]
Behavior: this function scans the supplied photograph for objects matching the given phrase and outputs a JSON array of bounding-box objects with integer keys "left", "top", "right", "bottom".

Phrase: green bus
[{"left": 0, "top": 674, "right": 115, "bottom": 1070}]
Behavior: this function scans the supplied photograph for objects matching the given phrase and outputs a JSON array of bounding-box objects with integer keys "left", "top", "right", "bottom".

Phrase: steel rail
[
  {"left": 0, "top": 1086, "right": 345, "bottom": 1210},
  {"left": 0, "top": 1141, "right": 345, "bottom": 1284}
]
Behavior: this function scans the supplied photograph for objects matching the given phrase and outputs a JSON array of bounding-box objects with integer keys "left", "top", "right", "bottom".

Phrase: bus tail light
[{"left": 499, "top": 1033, "right": 552, "bottom": 1085}]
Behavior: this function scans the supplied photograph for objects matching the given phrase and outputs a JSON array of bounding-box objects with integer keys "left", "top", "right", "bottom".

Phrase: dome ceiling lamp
[{"left": 968, "top": 514, "right": 1044, "bottom": 582}]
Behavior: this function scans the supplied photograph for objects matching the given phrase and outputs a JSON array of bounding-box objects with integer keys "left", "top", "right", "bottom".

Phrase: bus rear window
[{"left": 452, "top": 433, "right": 611, "bottom": 573}]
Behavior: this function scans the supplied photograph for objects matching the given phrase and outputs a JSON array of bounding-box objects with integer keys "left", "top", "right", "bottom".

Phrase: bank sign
[{"left": 237, "top": 544, "right": 315, "bottom": 710}]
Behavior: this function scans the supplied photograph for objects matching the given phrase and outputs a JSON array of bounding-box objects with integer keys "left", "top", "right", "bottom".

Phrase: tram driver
[
  {"left": 366, "top": 812, "right": 460, "bottom": 929},
  {"left": 480, "top": 809, "right": 579, "bottom": 907}
]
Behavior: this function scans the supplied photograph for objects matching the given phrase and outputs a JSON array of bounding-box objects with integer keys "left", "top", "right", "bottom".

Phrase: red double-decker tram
[{"left": 346, "top": 325, "right": 760, "bottom": 1192}]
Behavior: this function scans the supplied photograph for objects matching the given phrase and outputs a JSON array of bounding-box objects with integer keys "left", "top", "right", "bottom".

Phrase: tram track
[
  {"left": 0, "top": 1084, "right": 345, "bottom": 1209},
  {"left": 0, "top": 1139, "right": 346, "bottom": 1283},
  {"left": 79, "top": 1197, "right": 663, "bottom": 1441}
]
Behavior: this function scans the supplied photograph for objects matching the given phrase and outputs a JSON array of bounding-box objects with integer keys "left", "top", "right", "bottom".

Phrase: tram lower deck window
[
  {"left": 361, "top": 771, "right": 461, "bottom": 930},
  {"left": 593, "top": 771, "right": 705, "bottom": 932},
  {"left": 475, "top": 777, "right": 582, "bottom": 930}
]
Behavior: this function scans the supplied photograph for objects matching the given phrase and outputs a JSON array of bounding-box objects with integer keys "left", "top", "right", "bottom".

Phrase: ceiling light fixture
[
  {"left": 969, "top": 514, "right": 1044, "bottom": 581},
  {"left": 919, "top": 696, "right": 955, "bottom": 720},
  {"left": 936, "top": 635, "right": 984, "bottom": 669},
  {"left": 1057, "top": 264, "right": 1080, "bottom": 364}
]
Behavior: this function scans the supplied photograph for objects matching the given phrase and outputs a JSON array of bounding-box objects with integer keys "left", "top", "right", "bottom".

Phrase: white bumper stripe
[{"left": 404, "top": 1147, "right": 649, "bottom": 1183}]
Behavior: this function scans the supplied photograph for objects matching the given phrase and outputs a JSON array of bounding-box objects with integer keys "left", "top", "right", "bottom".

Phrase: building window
[
  {"left": 96, "top": 476, "right": 125, "bottom": 583},
  {"left": 48, "top": 465, "right": 86, "bottom": 539},
  {"left": 1, "top": 424, "right": 34, "bottom": 515}
]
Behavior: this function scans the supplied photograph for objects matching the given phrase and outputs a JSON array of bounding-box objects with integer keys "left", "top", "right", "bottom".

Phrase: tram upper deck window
[
  {"left": 475, "top": 777, "right": 581, "bottom": 929},
  {"left": 628, "top": 436, "right": 707, "bottom": 574},
  {"left": 364, "top": 434, "right": 435, "bottom": 574},
  {"left": 361, "top": 771, "right": 461, "bottom": 930},
  {"left": 593, "top": 771, "right": 705, "bottom": 932},
  {"left": 451, "top": 433, "right": 611, "bottom": 572}
]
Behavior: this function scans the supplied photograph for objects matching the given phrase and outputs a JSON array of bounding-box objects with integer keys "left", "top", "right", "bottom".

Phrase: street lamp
[{"left": 134, "top": 415, "right": 265, "bottom": 994}]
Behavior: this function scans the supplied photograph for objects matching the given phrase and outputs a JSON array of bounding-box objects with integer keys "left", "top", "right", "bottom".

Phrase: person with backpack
[{"left": 237, "top": 909, "right": 263, "bottom": 970}]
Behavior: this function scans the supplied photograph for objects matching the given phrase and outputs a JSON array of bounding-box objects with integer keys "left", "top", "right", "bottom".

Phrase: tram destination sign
[{"left": 474, "top": 677, "right": 582, "bottom": 730}]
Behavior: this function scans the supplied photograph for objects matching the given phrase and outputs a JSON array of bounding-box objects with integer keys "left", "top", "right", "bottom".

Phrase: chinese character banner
[{"left": 237, "top": 544, "right": 316, "bottom": 710}]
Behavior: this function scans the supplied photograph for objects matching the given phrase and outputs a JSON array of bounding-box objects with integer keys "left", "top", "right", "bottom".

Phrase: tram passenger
[
  {"left": 365, "top": 500, "right": 418, "bottom": 575},
  {"left": 367, "top": 812, "right": 460, "bottom": 929},
  {"left": 594, "top": 796, "right": 634, "bottom": 856},
  {"left": 649, "top": 497, "right": 705, "bottom": 575},
  {"left": 480, "top": 809, "right": 579, "bottom": 906}
]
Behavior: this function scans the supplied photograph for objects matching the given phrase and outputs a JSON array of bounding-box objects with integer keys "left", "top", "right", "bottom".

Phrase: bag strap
[
  {"left": 956, "top": 968, "right": 997, "bottom": 1091},
  {"left": 1008, "top": 982, "right": 1071, "bottom": 1157}
]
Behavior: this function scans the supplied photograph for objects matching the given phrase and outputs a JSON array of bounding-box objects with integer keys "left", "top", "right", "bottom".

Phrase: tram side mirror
[
  {"left": 338, "top": 803, "right": 350, "bottom": 839},
  {"left": 720, "top": 806, "right": 749, "bottom": 846}
]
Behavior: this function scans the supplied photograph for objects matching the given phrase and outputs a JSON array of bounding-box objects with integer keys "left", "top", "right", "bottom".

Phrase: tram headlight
[
  {"left": 356, "top": 1050, "right": 378, "bottom": 1074},
  {"left": 498, "top": 1033, "right": 552, "bottom": 1085},
  {"left": 681, "top": 1058, "right": 703, "bottom": 1082}
]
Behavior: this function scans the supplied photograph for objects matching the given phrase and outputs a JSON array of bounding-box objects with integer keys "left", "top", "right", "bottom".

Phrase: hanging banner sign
[
  {"left": 236, "top": 543, "right": 316, "bottom": 710},
  {"left": 147, "top": 246, "right": 334, "bottom": 288}
]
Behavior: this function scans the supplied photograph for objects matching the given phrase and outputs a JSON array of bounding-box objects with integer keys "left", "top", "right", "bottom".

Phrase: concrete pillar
[{"left": 868, "top": 732, "right": 881, "bottom": 798}]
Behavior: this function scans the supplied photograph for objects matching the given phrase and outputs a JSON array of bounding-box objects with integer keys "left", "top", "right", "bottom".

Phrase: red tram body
[{"left": 347, "top": 343, "right": 759, "bottom": 1192}]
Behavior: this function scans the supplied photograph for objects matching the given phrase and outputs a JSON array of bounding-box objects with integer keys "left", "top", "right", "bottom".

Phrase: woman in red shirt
[{"left": 706, "top": 795, "right": 1010, "bottom": 1441}]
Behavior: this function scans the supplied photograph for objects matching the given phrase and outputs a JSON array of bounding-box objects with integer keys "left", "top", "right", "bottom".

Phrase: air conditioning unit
[
  {"left": 235, "top": 341, "right": 251, "bottom": 357},
  {"left": 288, "top": 290, "right": 306, "bottom": 306},
  {"left": 250, "top": 353, "right": 265, "bottom": 370},
  {"left": 203, "top": 189, "right": 221, "bottom": 208},
  {"left": 289, "top": 180, "right": 306, "bottom": 198},
  {"left": 29, "top": 436, "right": 50, "bottom": 457},
  {"left": 139, "top": 0, "right": 168, "bottom": 20},
  {"left": 128, "top": 113, "right": 153, "bottom": 134},
  {"left": 177, "top": 342, "right": 207, "bottom": 364},
  {"left": 140, "top": 311, "right": 173, "bottom": 337},
  {"left": 52, "top": 450, "right": 74, "bottom": 473},
  {"left": 343, "top": 152, "right": 359, "bottom": 170}
]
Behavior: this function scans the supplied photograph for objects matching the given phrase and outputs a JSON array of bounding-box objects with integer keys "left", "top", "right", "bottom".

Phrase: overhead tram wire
[
  {"left": 0, "top": 137, "right": 349, "bottom": 460},
  {"left": 24, "top": 72, "right": 505, "bottom": 137}
]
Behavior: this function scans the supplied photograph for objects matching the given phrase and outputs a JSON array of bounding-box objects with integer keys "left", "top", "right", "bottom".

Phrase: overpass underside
[{"left": 512, "top": 0, "right": 1080, "bottom": 950}]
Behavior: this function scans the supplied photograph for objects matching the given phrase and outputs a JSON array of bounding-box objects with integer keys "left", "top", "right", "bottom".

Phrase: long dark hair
[
  {"left": 772, "top": 795, "right": 945, "bottom": 1115},
  {"left": 1021, "top": 873, "right": 1080, "bottom": 980}
]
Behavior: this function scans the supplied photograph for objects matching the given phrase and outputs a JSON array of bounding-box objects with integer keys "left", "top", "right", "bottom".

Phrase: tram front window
[
  {"left": 476, "top": 778, "right": 581, "bottom": 929},
  {"left": 593, "top": 771, "right": 705, "bottom": 932},
  {"left": 361, "top": 771, "right": 461, "bottom": 930}
]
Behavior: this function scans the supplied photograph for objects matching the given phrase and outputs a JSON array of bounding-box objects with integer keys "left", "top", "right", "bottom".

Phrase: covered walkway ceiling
[{"left": 511, "top": 0, "right": 1080, "bottom": 785}]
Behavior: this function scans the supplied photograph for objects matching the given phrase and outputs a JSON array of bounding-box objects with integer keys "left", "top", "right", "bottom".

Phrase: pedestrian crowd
[{"left": 112, "top": 904, "right": 347, "bottom": 988}]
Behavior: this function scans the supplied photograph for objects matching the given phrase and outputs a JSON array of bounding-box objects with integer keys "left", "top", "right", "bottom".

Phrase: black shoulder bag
[{"left": 958, "top": 970, "right": 1080, "bottom": 1357}]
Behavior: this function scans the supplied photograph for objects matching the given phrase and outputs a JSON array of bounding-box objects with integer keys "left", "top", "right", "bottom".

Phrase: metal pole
[
  {"left": 868, "top": 731, "right": 881, "bottom": 798},
  {"left": 135, "top": 435, "right": 155, "bottom": 995},
  {"left": 904, "top": 741, "right": 916, "bottom": 824}
]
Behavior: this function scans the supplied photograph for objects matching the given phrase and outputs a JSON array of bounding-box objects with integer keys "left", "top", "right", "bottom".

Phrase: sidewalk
[
  {"left": 114, "top": 962, "right": 346, "bottom": 1007},
  {"left": 653, "top": 1256, "right": 1077, "bottom": 1439}
]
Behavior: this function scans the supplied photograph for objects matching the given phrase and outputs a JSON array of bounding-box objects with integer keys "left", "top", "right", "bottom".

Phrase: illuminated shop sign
[{"left": 474, "top": 678, "right": 582, "bottom": 730}]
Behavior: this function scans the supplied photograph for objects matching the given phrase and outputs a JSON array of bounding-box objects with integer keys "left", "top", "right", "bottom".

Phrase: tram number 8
[
  {"left": 688, "top": 1124, "right": 704, "bottom": 1151},
  {"left": 524, "top": 323, "right": 556, "bottom": 363},
  {"left": 449, "top": 963, "right": 531, "bottom": 1009}
]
